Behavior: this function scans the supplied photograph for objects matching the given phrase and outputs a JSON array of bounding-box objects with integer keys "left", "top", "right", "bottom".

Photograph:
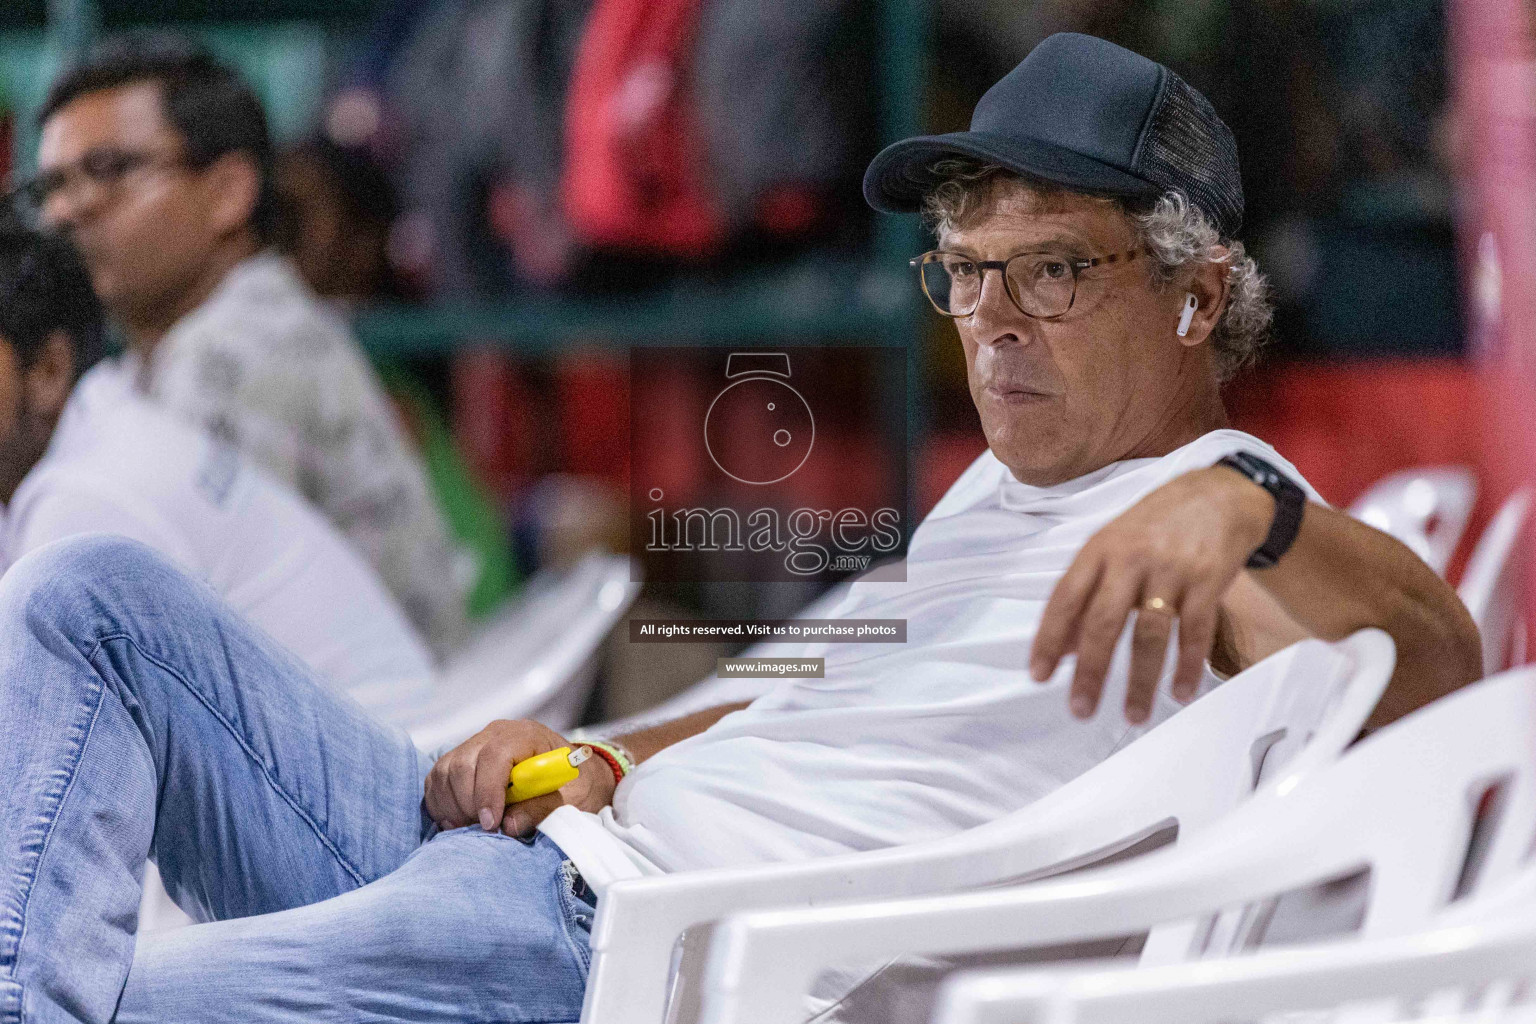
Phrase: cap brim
[{"left": 863, "top": 130, "right": 1161, "bottom": 214}]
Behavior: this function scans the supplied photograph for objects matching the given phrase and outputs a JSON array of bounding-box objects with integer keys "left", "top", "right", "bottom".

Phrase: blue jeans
[{"left": 0, "top": 537, "right": 594, "bottom": 1024}]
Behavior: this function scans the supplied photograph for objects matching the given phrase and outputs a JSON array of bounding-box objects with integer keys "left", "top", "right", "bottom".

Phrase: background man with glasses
[
  {"left": 10, "top": 32, "right": 471, "bottom": 659},
  {"left": 0, "top": 33, "right": 1479, "bottom": 1024}
]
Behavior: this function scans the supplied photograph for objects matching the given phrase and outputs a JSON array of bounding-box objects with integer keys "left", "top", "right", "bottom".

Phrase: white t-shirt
[
  {"left": 540, "top": 429, "right": 1322, "bottom": 888},
  {"left": 0, "top": 363, "right": 436, "bottom": 718}
]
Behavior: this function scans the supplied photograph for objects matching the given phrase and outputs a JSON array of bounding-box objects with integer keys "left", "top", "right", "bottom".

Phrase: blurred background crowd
[{"left": 0, "top": 0, "right": 1487, "bottom": 721}]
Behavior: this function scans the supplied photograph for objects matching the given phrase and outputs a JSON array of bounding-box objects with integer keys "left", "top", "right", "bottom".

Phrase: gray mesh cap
[{"left": 864, "top": 33, "right": 1244, "bottom": 238}]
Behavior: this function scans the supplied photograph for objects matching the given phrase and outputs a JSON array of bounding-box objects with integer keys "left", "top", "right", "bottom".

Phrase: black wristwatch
[{"left": 1215, "top": 452, "right": 1306, "bottom": 569}]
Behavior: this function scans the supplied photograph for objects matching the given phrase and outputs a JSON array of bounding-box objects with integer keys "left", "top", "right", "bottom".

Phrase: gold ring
[{"left": 1142, "top": 596, "right": 1172, "bottom": 614}]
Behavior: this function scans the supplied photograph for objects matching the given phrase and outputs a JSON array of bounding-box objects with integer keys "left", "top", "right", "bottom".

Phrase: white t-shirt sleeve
[{"left": 1194, "top": 431, "right": 1329, "bottom": 506}]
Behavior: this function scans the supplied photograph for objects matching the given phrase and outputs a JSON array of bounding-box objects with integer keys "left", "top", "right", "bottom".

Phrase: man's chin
[{"left": 981, "top": 424, "right": 1079, "bottom": 487}]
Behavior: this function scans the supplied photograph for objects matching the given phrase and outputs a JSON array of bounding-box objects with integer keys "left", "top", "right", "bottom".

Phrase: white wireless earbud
[{"left": 1176, "top": 292, "right": 1199, "bottom": 337}]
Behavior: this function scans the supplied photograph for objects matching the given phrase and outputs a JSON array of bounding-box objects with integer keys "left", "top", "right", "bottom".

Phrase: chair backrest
[
  {"left": 580, "top": 631, "right": 1392, "bottom": 1024},
  {"left": 931, "top": 911, "right": 1536, "bottom": 1024},
  {"left": 696, "top": 667, "right": 1536, "bottom": 1024},
  {"left": 407, "top": 552, "right": 639, "bottom": 751},
  {"left": 1349, "top": 467, "right": 1478, "bottom": 576},
  {"left": 1458, "top": 490, "right": 1531, "bottom": 676},
  {"left": 924, "top": 629, "right": 1395, "bottom": 886},
  {"left": 1098, "top": 666, "right": 1536, "bottom": 939}
]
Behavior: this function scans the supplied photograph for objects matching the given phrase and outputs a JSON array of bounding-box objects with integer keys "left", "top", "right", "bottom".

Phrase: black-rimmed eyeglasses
[{"left": 2, "top": 148, "right": 194, "bottom": 224}]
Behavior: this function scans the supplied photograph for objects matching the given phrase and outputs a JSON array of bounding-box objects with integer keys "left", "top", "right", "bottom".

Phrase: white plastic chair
[
  {"left": 932, "top": 903, "right": 1536, "bottom": 1024},
  {"left": 405, "top": 551, "right": 640, "bottom": 750},
  {"left": 694, "top": 664, "right": 1536, "bottom": 1024},
  {"left": 1457, "top": 490, "right": 1531, "bottom": 676},
  {"left": 580, "top": 630, "right": 1394, "bottom": 1024},
  {"left": 1348, "top": 467, "right": 1477, "bottom": 576},
  {"left": 932, "top": 836, "right": 1536, "bottom": 1024}
]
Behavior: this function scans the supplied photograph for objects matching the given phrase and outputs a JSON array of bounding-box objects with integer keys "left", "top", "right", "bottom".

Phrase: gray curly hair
[{"left": 920, "top": 160, "right": 1272, "bottom": 381}]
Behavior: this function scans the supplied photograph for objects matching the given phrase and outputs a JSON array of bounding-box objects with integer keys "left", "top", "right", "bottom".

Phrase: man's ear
[
  {"left": 200, "top": 151, "right": 262, "bottom": 240},
  {"left": 23, "top": 330, "right": 76, "bottom": 421},
  {"left": 1175, "top": 254, "right": 1231, "bottom": 348}
]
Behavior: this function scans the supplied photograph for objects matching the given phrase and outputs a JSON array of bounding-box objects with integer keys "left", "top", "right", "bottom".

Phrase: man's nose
[
  {"left": 41, "top": 193, "right": 81, "bottom": 232},
  {"left": 41, "top": 193, "right": 77, "bottom": 231},
  {"left": 40, "top": 180, "right": 100, "bottom": 232},
  {"left": 966, "top": 268, "right": 1030, "bottom": 345}
]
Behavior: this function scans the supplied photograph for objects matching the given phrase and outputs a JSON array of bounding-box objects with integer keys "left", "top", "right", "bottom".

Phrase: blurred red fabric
[
  {"left": 1225, "top": 360, "right": 1479, "bottom": 507},
  {"left": 1227, "top": 359, "right": 1489, "bottom": 582},
  {"left": 562, "top": 0, "right": 724, "bottom": 254},
  {"left": 558, "top": 354, "right": 631, "bottom": 487},
  {"left": 450, "top": 350, "right": 540, "bottom": 502}
]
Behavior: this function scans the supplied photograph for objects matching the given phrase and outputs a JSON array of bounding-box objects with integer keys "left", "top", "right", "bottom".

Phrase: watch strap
[{"left": 1216, "top": 452, "right": 1306, "bottom": 569}]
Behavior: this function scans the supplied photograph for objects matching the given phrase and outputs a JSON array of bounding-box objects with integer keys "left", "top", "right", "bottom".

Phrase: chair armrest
[{"left": 689, "top": 835, "right": 1270, "bottom": 1024}]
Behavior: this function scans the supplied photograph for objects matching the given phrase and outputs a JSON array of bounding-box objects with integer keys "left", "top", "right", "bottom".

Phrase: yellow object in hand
[{"left": 507, "top": 746, "right": 590, "bottom": 803}]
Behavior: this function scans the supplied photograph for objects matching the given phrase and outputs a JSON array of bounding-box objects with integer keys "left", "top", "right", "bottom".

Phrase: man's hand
[
  {"left": 424, "top": 720, "right": 619, "bottom": 838},
  {"left": 1029, "top": 465, "right": 1275, "bottom": 723}
]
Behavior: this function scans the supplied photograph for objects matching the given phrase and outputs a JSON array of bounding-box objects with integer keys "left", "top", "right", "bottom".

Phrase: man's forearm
[
  {"left": 612, "top": 702, "right": 752, "bottom": 764},
  {"left": 1251, "top": 499, "right": 1482, "bottom": 726}
]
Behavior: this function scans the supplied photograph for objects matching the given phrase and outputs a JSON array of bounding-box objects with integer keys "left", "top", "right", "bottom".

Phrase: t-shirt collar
[{"left": 996, "top": 455, "right": 1161, "bottom": 513}]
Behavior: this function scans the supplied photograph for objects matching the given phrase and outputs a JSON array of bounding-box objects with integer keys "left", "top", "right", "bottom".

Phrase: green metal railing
[{"left": 356, "top": 259, "right": 916, "bottom": 354}]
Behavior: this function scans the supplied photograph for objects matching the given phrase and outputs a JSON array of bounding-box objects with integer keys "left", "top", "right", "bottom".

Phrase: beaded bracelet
[{"left": 584, "top": 739, "right": 635, "bottom": 784}]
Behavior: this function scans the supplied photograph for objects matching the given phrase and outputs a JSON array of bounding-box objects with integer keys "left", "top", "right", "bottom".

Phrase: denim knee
[
  {"left": 3, "top": 533, "right": 172, "bottom": 602},
  {"left": 0, "top": 534, "right": 217, "bottom": 676}
]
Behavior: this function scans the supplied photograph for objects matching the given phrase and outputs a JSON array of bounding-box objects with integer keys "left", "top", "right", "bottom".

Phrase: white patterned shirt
[{"left": 122, "top": 251, "right": 470, "bottom": 658}]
